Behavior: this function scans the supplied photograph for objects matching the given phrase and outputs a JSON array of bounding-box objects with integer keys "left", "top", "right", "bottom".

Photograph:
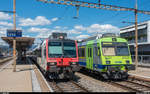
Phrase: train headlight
[
  {"left": 106, "top": 61, "right": 111, "bottom": 64},
  {"left": 49, "top": 62, "right": 57, "bottom": 65},
  {"left": 71, "top": 62, "right": 76, "bottom": 65},
  {"left": 126, "top": 60, "right": 130, "bottom": 64}
]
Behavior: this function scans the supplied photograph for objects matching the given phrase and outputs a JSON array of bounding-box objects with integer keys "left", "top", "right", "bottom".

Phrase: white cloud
[
  {"left": 51, "top": 29, "right": 63, "bottom": 33},
  {"left": 68, "top": 29, "right": 81, "bottom": 34},
  {"left": 76, "top": 35, "right": 90, "bottom": 40},
  {"left": 51, "top": 17, "right": 58, "bottom": 22},
  {"left": 19, "top": 16, "right": 51, "bottom": 26},
  {"left": 23, "top": 35, "right": 30, "bottom": 37},
  {"left": 27, "top": 27, "right": 50, "bottom": 33},
  {"left": 54, "top": 26, "right": 61, "bottom": 29},
  {"left": 0, "top": 12, "right": 12, "bottom": 20},
  {"left": 0, "top": 21, "right": 13, "bottom": 27},
  {"left": 63, "top": 27, "right": 68, "bottom": 29},
  {"left": 87, "top": 24, "right": 119, "bottom": 34},
  {"left": 0, "top": 26, "right": 8, "bottom": 35},
  {"left": 36, "top": 31, "right": 52, "bottom": 38},
  {"left": 74, "top": 25, "right": 86, "bottom": 31},
  {"left": 0, "top": 30, "right": 6, "bottom": 35}
]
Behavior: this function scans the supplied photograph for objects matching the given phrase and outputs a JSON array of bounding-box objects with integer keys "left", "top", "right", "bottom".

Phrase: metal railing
[{"left": 131, "top": 55, "right": 150, "bottom": 65}]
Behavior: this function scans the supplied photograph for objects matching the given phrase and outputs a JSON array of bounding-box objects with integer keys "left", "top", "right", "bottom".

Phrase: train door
[
  {"left": 43, "top": 45, "right": 47, "bottom": 70},
  {"left": 41, "top": 44, "right": 44, "bottom": 69},
  {"left": 41, "top": 43, "right": 47, "bottom": 70},
  {"left": 86, "top": 44, "right": 93, "bottom": 70},
  {"left": 93, "top": 43, "right": 102, "bottom": 70}
]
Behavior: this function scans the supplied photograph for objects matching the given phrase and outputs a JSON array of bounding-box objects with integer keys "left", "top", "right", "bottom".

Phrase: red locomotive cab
[
  {"left": 45, "top": 36, "right": 80, "bottom": 78},
  {"left": 37, "top": 32, "right": 79, "bottom": 79},
  {"left": 46, "top": 39, "right": 79, "bottom": 66}
]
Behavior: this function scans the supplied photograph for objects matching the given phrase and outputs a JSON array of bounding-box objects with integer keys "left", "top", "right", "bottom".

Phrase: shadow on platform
[{"left": 16, "top": 57, "right": 31, "bottom": 65}]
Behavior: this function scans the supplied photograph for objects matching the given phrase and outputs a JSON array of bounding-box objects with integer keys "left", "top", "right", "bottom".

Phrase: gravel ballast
[{"left": 75, "top": 72, "right": 128, "bottom": 92}]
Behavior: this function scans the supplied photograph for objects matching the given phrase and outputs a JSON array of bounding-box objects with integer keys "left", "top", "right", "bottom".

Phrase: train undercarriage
[
  {"left": 44, "top": 65, "right": 80, "bottom": 80},
  {"left": 101, "top": 70, "right": 129, "bottom": 80},
  {"left": 80, "top": 66, "right": 130, "bottom": 80}
]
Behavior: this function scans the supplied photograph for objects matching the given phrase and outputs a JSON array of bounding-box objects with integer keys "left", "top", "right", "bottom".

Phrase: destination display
[{"left": 102, "top": 42, "right": 127, "bottom": 46}]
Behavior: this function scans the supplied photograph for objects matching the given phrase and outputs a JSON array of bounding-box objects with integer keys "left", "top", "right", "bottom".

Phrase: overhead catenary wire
[{"left": 37, "top": 0, "right": 150, "bottom": 15}]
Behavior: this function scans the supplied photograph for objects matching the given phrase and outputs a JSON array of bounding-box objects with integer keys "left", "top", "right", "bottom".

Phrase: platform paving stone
[{"left": 0, "top": 61, "right": 32, "bottom": 92}]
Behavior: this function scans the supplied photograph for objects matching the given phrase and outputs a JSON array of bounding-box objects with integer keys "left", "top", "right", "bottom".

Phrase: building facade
[{"left": 120, "top": 20, "right": 150, "bottom": 55}]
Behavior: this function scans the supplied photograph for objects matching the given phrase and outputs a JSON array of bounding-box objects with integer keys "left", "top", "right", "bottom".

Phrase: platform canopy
[{"left": 1, "top": 37, "right": 35, "bottom": 51}]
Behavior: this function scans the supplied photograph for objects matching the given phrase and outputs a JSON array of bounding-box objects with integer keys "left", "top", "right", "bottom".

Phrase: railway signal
[{"left": 37, "top": 0, "right": 150, "bottom": 71}]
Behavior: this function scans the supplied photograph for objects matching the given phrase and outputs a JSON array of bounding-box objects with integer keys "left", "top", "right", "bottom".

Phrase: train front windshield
[
  {"left": 48, "top": 42, "right": 63, "bottom": 57},
  {"left": 63, "top": 42, "right": 76, "bottom": 58},
  {"left": 48, "top": 41, "right": 76, "bottom": 58},
  {"left": 102, "top": 42, "right": 129, "bottom": 56}
]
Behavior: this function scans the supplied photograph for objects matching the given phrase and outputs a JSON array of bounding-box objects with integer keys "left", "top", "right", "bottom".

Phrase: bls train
[
  {"left": 33, "top": 32, "right": 80, "bottom": 79},
  {"left": 78, "top": 33, "right": 135, "bottom": 80}
]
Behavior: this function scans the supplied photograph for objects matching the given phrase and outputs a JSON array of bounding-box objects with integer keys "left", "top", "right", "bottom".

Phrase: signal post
[{"left": 13, "top": 0, "right": 16, "bottom": 72}]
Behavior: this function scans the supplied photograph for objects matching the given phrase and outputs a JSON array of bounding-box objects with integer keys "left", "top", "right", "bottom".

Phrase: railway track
[
  {"left": 109, "top": 76, "right": 150, "bottom": 93},
  {"left": 79, "top": 69, "right": 150, "bottom": 92},
  {"left": 0, "top": 57, "right": 13, "bottom": 66},
  {"left": 47, "top": 80, "right": 89, "bottom": 92},
  {"left": 29, "top": 57, "right": 89, "bottom": 92}
]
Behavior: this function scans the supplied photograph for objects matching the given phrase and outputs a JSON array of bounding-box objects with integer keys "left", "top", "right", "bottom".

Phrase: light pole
[
  {"left": 134, "top": 0, "right": 138, "bottom": 71},
  {"left": 0, "top": 0, "right": 16, "bottom": 72},
  {"left": 121, "top": 0, "right": 138, "bottom": 71},
  {"left": 13, "top": 0, "right": 16, "bottom": 72}
]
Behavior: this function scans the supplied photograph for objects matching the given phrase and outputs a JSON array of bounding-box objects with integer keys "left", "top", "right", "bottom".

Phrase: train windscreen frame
[
  {"left": 48, "top": 42, "right": 63, "bottom": 58},
  {"left": 48, "top": 41, "right": 77, "bottom": 58},
  {"left": 102, "top": 42, "right": 129, "bottom": 56},
  {"left": 63, "top": 41, "right": 77, "bottom": 58}
]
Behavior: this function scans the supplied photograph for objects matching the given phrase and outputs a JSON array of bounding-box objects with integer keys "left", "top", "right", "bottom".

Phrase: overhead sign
[{"left": 7, "top": 29, "right": 22, "bottom": 37}]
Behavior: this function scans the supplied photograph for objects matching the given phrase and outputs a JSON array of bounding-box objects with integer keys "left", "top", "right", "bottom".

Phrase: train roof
[
  {"left": 80, "top": 33, "right": 120, "bottom": 42},
  {"left": 48, "top": 38, "right": 75, "bottom": 42}
]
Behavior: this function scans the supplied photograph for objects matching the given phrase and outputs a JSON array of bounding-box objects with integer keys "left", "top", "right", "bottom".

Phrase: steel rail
[
  {"left": 70, "top": 80, "right": 89, "bottom": 92},
  {"left": 109, "top": 81, "right": 142, "bottom": 93},
  {"left": 126, "top": 80, "right": 150, "bottom": 90}
]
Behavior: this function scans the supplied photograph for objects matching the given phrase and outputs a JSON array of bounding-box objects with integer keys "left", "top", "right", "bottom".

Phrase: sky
[{"left": 0, "top": 0, "right": 150, "bottom": 45}]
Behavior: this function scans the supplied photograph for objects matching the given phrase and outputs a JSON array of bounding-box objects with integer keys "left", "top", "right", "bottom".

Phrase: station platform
[
  {"left": 0, "top": 59, "right": 52, "bottom": 92},
  {"left": 129, "top": 66, "right": 150, "bottom": 79}
]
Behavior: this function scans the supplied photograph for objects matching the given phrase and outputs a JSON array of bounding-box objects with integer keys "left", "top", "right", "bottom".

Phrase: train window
[
  {"left": 90, "top": 48, "right": 92, "bottom": 57},
  {"left": 63, "top": 41, "right": 76, "bottom": 58},
  {"left": 95, "top": 47, "right": 99, "bottom": 56},
  {"left": 44, "top": 47, "right": 46, "bottom": 57},
  {"left": 48, "top": 42, "right": 63, "bottom": 57},
  {"left": 88, "top": 48, "right": 92, "bottom": 57},
  {"left": 88, "top": 48, "right": 90, "bottom": 57},
  {"left": 89, "top": 48, "right": 91, "bottom": 57},
  {"left": 102, "top": 42, "right": 129, "bottom": 56},
  {"left": 79, "top": 48, "right": 82, "bottom": 57},
  {"left": 98, "top": 47, "right": 101, "bottom": 56},
  {"left": 78, "top": 48, "right": 81, "bottom": 57},
  {"left": 102, "top": 47, "right": 116, "bottom": 56},
  {"left": 37, "top": 49, "right": 41, "bottom": 57},
  {"left": 81, "top": 48, "right": 85, "bottom": 57}
]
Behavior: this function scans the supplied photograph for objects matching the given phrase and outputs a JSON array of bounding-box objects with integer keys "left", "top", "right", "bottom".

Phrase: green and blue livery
[{"left": 78, "top": 33, "right": 135, "bottom": 79}]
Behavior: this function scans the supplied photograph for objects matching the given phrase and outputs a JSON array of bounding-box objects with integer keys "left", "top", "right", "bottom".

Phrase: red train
[{"left": 34, "top": 32, "right": 80, "bottom": 79}]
